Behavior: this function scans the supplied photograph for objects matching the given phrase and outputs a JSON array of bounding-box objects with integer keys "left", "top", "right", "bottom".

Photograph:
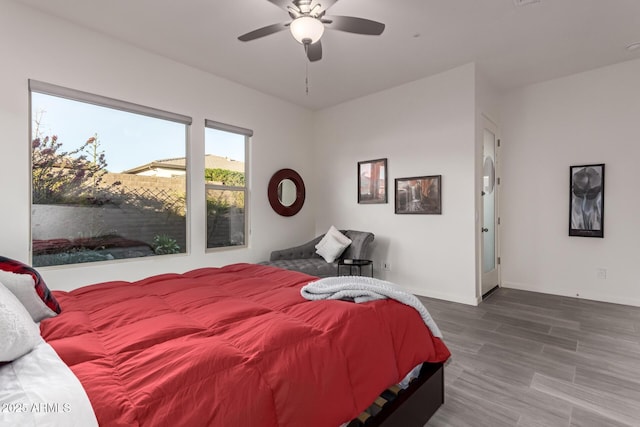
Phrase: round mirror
[
  {"left": 268, "top": 169, "right": 305, "bottom": 216},
  {"left": 278, "top": 179, "right": 297, "bottom": 207}
]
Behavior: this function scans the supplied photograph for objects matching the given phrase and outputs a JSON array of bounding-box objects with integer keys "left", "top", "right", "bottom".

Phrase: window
[
  {"left": 204, "top": 120, "right": 251, "bottom": 249},
  {"left": 30, "top": 80, "right": 191, "bottom": 267}
]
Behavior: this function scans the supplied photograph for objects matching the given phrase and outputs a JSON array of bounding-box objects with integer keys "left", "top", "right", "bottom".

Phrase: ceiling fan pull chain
[
  {"left": 305, "top": 45, "right": 310, "bottom": 95},
  {"left": 304, "top": 58, "right": 309, "bottom": 96}
]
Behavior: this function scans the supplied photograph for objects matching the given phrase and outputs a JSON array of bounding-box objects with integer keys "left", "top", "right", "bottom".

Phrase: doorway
[{"left": 481, "top": 118, "right": 499, "bottom": 298}]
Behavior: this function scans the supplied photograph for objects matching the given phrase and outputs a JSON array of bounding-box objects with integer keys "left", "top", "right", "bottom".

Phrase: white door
[{"left": 481, "top": 121, "right": 499, "bottom": 297}]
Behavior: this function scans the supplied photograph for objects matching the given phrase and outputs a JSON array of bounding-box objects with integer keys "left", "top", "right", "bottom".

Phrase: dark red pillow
[{"left": 0, "top": 256, "right": 61, "bottom": 321}]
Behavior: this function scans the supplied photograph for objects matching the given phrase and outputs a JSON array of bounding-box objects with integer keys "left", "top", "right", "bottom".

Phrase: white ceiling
[{"left": 13, "top": 0, "right": 640, "bottom": 110}]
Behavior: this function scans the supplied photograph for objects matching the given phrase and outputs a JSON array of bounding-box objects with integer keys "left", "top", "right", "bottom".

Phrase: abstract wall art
[{"left": 569, "top": 164, "right": 604, "bottom": 238}]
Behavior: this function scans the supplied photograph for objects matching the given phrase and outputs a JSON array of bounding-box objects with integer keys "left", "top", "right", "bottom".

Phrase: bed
[{"left": 3, "top": 262, "right": 450, "bottom": 426}]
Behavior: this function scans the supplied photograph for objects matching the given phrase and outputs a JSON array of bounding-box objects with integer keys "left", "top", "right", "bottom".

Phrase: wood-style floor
[{"left": 418, "top": 288, "right": 640, "bottom": 427}]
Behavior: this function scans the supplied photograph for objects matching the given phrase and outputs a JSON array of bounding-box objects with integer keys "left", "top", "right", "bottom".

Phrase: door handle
[{"left": 481, "top": 228, "right": 489, "bottom": 232}]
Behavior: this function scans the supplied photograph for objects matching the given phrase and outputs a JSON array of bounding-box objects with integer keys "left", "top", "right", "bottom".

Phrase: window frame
[
  {"left": 29, "top": 79, "right": 192, "bottom": 266},
  {"left": 204, "top": 119, "right": 252, "bottom": 252}
]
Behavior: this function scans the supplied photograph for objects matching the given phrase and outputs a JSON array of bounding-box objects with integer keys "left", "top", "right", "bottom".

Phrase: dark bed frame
[{"left": 347, "top": 362, "right": 445, "bottom": 426}]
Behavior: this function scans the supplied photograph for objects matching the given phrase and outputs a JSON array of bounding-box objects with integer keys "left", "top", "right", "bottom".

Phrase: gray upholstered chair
[{"left": 261, "top": 230, "right": 375, "bottom": 277}]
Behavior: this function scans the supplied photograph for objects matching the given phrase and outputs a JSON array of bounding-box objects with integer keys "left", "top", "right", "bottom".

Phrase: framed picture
[
  {"left": 395, "top": 175, "right": 441, "bottom": 214},
  {"left": 358, "top": 158, "right": 387, "bottom": 204},
  {"left": 569, "top": 164, "right": 604, "bottom": 238}
]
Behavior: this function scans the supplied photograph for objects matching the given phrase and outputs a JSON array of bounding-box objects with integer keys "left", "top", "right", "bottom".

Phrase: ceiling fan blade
[
  {"left": 238, "top": 22, "right": 289, "bottom": 42},
  {"left": 324, "top": 15, "right": 385, "bottom": 35},
  {"left": 306, "top": 41, "right": 322, "bottom": 62}
]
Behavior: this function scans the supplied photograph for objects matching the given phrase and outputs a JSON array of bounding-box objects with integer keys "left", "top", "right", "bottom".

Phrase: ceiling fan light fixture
[{"left": 290, "top": 16, "right": 324, "bottom": 44}]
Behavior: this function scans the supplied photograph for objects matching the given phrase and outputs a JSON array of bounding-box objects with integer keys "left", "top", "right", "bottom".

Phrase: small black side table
[{"left": 337, "top": 259, "right": 374, "bottom": 277}]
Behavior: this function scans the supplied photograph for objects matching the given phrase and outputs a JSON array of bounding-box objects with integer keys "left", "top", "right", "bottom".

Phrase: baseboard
[
  {"left": 403, "top": 285, "right": 479, "bottom": 306},
  {"left": 502, "top": 281, "right": 640, "bottom": 308}
]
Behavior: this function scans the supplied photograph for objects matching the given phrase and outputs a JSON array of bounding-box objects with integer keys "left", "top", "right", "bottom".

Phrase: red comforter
[{"left": 40, "top": 263, "right": 450, "bottom": 427}]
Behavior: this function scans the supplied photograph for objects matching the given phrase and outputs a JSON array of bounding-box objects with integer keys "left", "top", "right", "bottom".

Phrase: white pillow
[
  {"left": 0, "top": 270, "right": 57, "bottom": 322},
  {"left": 315, "top": 226, "right": 352, "bottom": 263},
  {"left": 0, "top": 281, "right": 41, "bottom": 362}
]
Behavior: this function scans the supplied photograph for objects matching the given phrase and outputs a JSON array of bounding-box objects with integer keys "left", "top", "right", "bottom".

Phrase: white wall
[
  {"left": 313, "top": 64, "right": 479, "bottom": 305},
  {"left": 0, "top": 0, "right": 316, "bottom": 291},
  {"left": 500, "top": 58, "right": 640, "bottom": 307}
]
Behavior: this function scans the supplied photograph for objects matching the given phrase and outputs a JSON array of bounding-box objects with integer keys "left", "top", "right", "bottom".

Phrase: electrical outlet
[
  {"left": 596, "top": 268, "right": 607, "bottom": 280},
  {"left": 382, "top": 262, "right": 391, "bottom": 271}
]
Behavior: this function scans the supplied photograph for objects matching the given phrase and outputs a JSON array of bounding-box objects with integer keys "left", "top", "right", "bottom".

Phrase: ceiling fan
[{"left": 238, "top": 0, "right": 385, "bottom": 62}]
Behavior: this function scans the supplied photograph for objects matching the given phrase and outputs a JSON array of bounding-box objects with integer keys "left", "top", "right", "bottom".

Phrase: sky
[{"left": 32, "top": 93, "right": 244, "bottom": 173}]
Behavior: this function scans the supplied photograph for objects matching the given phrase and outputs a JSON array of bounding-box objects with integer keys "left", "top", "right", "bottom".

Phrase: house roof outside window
[{"left": 124, "top": 154, "right": 244, "bottom": 177}]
